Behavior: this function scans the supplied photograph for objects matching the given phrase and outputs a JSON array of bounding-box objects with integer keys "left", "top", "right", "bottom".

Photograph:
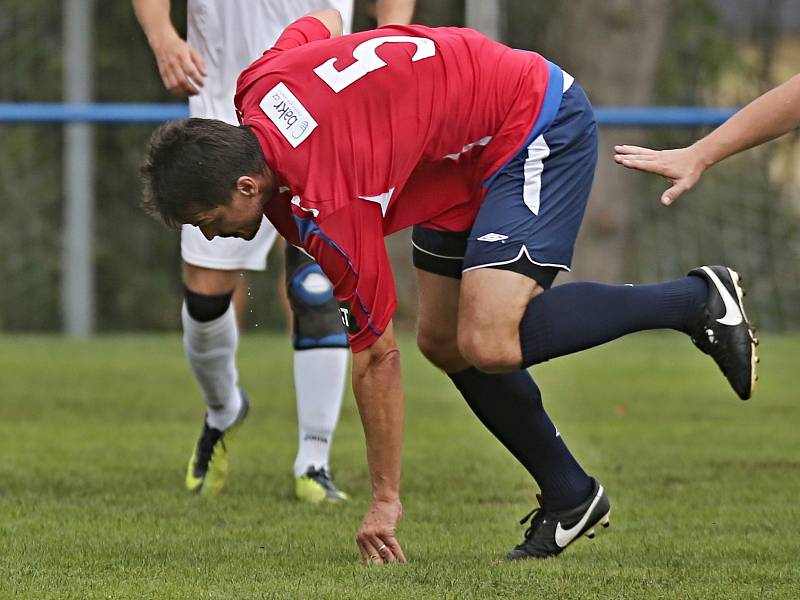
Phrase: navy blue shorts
[
  {"left": 412, "top": 72, "right": 597, "bottom": 288},
  {"left": 464, "top": 77, "right": 597, "bottom": 276}
]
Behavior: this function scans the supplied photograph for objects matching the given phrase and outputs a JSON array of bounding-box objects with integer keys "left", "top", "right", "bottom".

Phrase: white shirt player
[
  {"left": 182, "top": 0, "right": 354, "bottom": 269},
  {"left": 188, "top": 0, "right": 353, "bottom": 125}
]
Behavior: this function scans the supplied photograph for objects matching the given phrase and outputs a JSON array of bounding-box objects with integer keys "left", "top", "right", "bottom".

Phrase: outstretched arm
[
  {"left": 301, "top": 203, "right": 406, "bottom": 565},
  {"left": 376, "top": 0, "right": 416, "bottom": 26},
  {"left": 614, "top": 74, "right": 800, "bottom": 205},
  {"left": 132, "top": 0, "right": 206, "bottom": 96}
]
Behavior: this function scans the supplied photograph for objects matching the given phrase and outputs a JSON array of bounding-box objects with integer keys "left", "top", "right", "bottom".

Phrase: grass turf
[{"left": 0, "top": 332, "right": 798, "bottom": 599}]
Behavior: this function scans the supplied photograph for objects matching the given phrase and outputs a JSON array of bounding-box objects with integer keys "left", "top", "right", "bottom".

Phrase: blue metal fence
[{"left": 0, "top": 103, "right": 738, "bottom": 126}]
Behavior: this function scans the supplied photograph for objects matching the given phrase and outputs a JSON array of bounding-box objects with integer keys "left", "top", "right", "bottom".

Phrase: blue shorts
[
  {"left": 464, "top": 77, "right": 598, "bottom": 276},
  {"left": 412, "top": 72, "right": 597, "bottom": 288}
]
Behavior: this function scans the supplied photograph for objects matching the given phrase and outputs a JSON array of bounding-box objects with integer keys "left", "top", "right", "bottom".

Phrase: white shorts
[
  {"left": 182, "top": 0, "right": 353, "bottom": 270},
  {"left": 181, "top": 218, "right": 279, "bottom": 271}
]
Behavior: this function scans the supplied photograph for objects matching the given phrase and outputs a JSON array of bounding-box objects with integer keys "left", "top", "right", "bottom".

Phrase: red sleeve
[
  {"left": 271, "top": 16, "right": 332, "bottom": 52},
  {"left": 299, "top": 202, "right": 396, "bottom": 353},
  {"left": 263, "top": 191, "right": 301, "bottom": 247}
]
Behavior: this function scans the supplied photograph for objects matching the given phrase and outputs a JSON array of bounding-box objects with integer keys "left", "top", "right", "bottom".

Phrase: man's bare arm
[
  {"left": 308, "top": 8, "right": 344, "bottom": 38},
  {"left": 614, "top": 74, "right": 800, "bottom": 205},
  {"left": 132, "top": 0, "right": 206, "bottom": 96},
  {"left": 692, "top": 74, "right": 800, "bottom": 166},
  {"left": 351, "top": 321, "right": 407, "bottom": 564},
  {"left": 376, "top": 0, "right": 416, "bottom": 26}
]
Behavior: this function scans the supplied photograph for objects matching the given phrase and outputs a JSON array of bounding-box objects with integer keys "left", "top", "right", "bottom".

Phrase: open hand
[{"left": 613, "top": 144, "right": 706, "bottom": 206}]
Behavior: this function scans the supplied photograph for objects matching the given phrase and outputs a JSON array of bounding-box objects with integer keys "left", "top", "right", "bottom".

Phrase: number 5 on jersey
[{"left": 314, "top": 35, "right": 436, "bottom": 93}]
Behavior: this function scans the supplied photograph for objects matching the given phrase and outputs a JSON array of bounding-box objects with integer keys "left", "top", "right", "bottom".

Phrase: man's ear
[{"left": 236, "top": 175, "right": 257, "bottom": 197}]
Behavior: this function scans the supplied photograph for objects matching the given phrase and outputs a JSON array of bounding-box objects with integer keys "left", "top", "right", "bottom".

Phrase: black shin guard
[{"left": 184, "top": 287, "right": 233, "bottom": 322}]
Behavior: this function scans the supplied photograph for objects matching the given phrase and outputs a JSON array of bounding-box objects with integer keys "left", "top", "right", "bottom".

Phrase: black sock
[
  {"left": 520, "top": 276, "right": 707, "bottom": 368},
  {"left": 448, "top": 367, "right": 592, "bottom": 511},
  {"left": 184, "top": 287, "right": 233, "bottom": 322}
]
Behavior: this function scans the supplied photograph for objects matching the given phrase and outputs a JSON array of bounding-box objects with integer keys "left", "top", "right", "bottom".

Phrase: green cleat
[
  {"left": 295, "top": 467, "right": 349, "bottom": 504},
  {"left": 185, "top": 391, "right": 250, "bottom": 495}
]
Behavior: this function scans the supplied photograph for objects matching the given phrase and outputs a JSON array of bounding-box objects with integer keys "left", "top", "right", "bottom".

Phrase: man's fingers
[
  {"left": 613, "top": 144, "right": 694, "bottom": 206},
  {"left": 615, "top": 157, "right": 658, "bottom": 172},
  {"left": 613, "top": 151, "right": 657, "bottom": 163},
  {"left": 614, "top": 144, "right": 656, "bottom": 155},
  {"left": 358, "top": 535, "right": 384, "bottom": 565},
  {"left": 160, "top": 70, "right": 177, "bottom": 94},
  {"left": 358, "top": 532, "right": 406, "bottom": 565},
  {"left": 175, "top": 55, "right": 203, "bottom": 95},
  {"left": 181, "top": 55, "right": 205, "bottom": 90},
  {"left": 175, "top": 78, "right": 199, "bottom": 96},
  {"left": 183, "top": 76, "right": 202, "bottom": 96},
  {"left": 161, "top": 63, "right": 197, "bottom": 96},
  {"left": 356, "top": 537, "right": 371, "bottom": 562},
  {"left": 190, "top": 46, "right": 208, "bottom": 77},
  {"left": 661, "top": 182, "right": 687, "bottom": 206},
  {"left": 371, "top": 536, "right": 399, "bottom": 563},
  {"left": 386, "top": 537, "right": 407, "bottom": 563}
]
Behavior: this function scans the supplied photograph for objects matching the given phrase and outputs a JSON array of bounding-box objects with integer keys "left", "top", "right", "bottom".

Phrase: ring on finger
[{"left": 377, "top": 544, "right": 388, "bottom": 553}]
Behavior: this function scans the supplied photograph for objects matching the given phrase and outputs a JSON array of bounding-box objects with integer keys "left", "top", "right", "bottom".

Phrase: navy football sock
[
  {"left": 520, "top": 276, "right": 707, "bottom": 368},
  {"left": 448, "top": 367, "right": 592, "bottom": 511}
]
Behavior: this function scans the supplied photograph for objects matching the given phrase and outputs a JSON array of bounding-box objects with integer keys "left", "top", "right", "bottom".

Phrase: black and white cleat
[{"left": 687, "top": 265, "right": 758, "bottom": 400}]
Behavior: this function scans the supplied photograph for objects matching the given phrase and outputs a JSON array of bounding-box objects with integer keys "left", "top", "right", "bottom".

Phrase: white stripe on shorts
[
  {"left": 523, "top": 135, "right": 550, "bottom": 215},
  {"left": 521, "top": 68, "right": 572, "bottom": 216},
  {"left": 562, "top": 70, "right": 574, "bottom": 92}
]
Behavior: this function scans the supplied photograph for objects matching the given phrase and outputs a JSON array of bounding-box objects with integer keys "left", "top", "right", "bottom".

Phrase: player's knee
[
  {"left": 288, "top": 264, "right": 348, "bottom": 350},
  {"left": 416, "top": 327, "right": 462, "bottom": 371},
  {"left": 457, "top": 325, "right": 520, "bottom": 373}
]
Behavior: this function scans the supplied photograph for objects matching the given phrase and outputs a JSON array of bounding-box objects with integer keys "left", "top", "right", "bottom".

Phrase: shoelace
[{"left": 518, "top": 507, "right": 545, "bottom": 541}]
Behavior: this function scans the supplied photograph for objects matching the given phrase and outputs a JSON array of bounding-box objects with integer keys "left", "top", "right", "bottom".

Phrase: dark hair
[{"left": 140, "top": 118, "right": 265, "bottom": 228}]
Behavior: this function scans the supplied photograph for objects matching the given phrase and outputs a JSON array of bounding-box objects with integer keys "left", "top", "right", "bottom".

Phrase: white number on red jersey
[{"left": 313, "top": 35, "right": 436, "bottom": 93}]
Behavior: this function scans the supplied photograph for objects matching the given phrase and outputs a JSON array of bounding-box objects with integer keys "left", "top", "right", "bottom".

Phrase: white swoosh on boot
[
  {"left": 554, "top": 485, "right": 604, "bottom": 548},
  {"left": 701, "top": 266, "right": 743, "bottom": 326}
]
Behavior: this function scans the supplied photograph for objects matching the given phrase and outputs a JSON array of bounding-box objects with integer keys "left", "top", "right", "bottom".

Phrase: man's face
[{"left": 190, "top": 184, "right": 264, "bottom": 241}]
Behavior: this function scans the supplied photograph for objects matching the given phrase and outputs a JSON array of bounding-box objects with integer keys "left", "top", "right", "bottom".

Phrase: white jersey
[{"left": 187, "top": 0, "right": 353, "bottom": 124}]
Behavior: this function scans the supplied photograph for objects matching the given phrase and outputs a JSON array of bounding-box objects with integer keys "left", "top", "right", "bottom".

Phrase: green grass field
[{"left": 1, "top": 332, "right": 798, "bottom": 599}]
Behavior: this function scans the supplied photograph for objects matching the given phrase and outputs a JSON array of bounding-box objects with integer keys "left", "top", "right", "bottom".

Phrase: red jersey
[{"left": 235, "top": 16, "right": 563, "bottom": 351}]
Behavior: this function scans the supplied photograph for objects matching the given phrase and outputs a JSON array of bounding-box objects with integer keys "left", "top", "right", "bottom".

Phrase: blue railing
[{"left": 0, "top": 103, "right": 738, "bottom": 126}]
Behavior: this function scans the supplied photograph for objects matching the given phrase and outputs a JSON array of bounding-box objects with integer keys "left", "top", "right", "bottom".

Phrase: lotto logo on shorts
[
  {"left": 477, "top": 233, "right": 509, "bottom": 242},
  {"left": 261, "top": 82, "right": 318, "bottom": 148}
]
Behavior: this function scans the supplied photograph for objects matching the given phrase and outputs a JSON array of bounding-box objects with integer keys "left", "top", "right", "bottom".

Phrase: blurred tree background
[{"left": 0, "top": 0, "right": 798, "bottom": 333}]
